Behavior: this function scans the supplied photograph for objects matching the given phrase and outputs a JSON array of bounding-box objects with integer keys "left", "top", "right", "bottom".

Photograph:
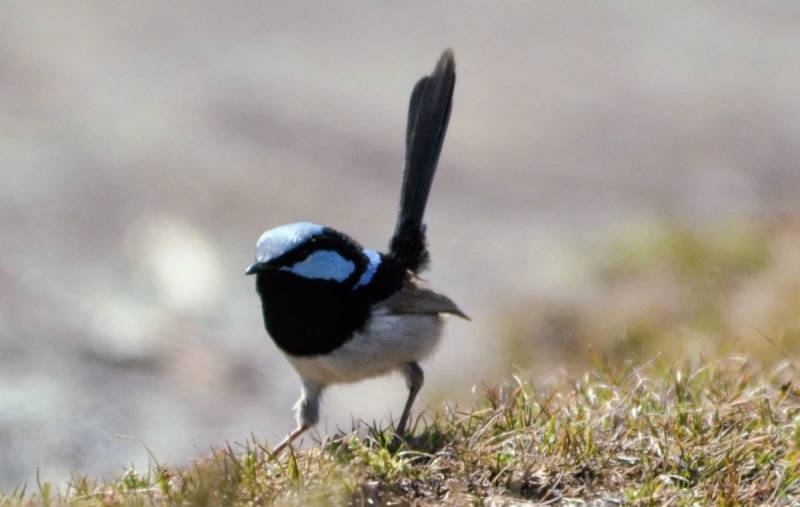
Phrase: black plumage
[
  {"left": 255, "top": 240, "right": 404, "bottom": 356},
  {"left": 254, "top": 51, "right": 456, "bottom": 358},
  {"left": 389, "top": 49, "right": 456, "bottom": 274}
]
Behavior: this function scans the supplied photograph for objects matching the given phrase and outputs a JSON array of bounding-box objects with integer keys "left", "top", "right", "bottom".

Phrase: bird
[{"left": 245, "top": 49, "right": 466, "bottom": 454}]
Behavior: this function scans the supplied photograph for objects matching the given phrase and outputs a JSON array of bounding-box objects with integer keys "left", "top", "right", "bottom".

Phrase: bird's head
[{"left": 245, "top": 222, "right": 382, "bottom": 288}]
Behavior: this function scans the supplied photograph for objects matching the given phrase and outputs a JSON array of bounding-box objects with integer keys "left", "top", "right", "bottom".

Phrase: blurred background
[{"left": 2, "top": 1, "right": 800, "bottom": 489}]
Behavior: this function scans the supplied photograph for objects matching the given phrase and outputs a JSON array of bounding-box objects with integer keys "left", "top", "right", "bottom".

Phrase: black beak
[{"left": 245, "top": 262, "right": 267, "bottom": 275}]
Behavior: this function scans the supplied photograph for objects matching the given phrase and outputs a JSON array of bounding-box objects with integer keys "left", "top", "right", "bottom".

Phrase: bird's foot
[{"left": 270, "top": 423, "right": 310, "bottom": 458}]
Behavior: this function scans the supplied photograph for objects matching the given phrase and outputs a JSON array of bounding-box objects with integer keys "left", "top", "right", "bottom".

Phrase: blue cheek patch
[
  {"left": 281, "top": 250, "right": 356, "bottom": 282},
  {"left": 354, "top": 249, "right": 382, "bottom": 289}
]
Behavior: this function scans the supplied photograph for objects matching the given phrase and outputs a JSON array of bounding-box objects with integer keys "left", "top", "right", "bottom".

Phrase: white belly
[{"left": 287, "top": 312, "right": 443, "bottom": 386}]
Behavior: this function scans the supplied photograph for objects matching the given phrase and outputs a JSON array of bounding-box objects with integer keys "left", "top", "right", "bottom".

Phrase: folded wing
[{"left": 378, "top": 277, "right": 469, "bottom": 320}]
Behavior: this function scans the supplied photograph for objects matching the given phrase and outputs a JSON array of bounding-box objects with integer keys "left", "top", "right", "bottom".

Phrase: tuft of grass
[{"left": 3, "top": 358, "right": 799, "bottom": 505}]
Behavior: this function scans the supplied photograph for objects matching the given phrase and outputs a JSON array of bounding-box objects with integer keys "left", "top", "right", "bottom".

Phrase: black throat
[{"left": 255, "top": 255, "right": 405, "bottom": 357}]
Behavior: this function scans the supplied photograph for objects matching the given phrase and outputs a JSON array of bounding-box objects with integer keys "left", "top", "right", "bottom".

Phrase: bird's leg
[
  {"left": 271, "top": 379, "right": 322, "bottom": 457},
  {"left": 392, "top": 362, "right": 424, "bottom": 447},
  {"left": 271, "top": 423, "right": 310, "bottom": 456}
]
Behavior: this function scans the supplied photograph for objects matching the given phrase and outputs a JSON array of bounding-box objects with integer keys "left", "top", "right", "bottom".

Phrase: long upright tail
[{"left": 388, "top": 49, "right": 456, "bottom": 273}]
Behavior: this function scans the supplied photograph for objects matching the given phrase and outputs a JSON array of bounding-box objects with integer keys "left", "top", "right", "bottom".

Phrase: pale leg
[
  {"left": 272, "top": 379, "right": 322, "bottom": 456},
  {"left": 271, "top": 423, "right": 310, "bottom": 456}
]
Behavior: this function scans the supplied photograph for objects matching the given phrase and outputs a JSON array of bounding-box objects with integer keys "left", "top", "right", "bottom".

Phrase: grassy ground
[
  {"left": 3, "top": 358, "right": 799, "bottom": 506},
  {"left": 4, "top": 220, "right": 800, "bottom": 505}
]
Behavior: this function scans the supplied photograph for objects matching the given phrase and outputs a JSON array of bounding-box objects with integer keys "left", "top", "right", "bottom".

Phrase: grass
[
  {"left": 4, "top": 219, "right": 800, "bottom": 505},
  {"left": 3, "top": 357, "right": 799, "bottom": 505}
]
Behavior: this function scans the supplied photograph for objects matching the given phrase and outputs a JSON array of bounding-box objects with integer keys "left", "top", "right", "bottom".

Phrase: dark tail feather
[{"left": 389, "top": 49, "right": 456, "bottom": 273}]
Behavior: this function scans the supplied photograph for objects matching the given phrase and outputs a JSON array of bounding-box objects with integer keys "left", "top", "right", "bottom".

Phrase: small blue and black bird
[{"left": 246, "top": 50, "right": 466, "bottom": 453}]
